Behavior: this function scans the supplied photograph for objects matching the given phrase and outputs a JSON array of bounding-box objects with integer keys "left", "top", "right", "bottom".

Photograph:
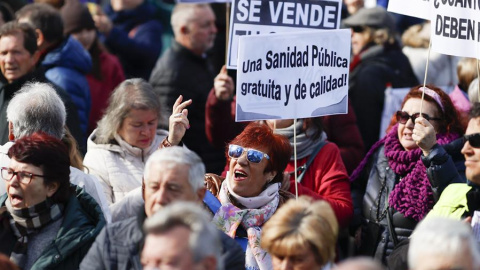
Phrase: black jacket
[
  {"left": 149, "top": 41, "right": 225, "bottom": 174},
  {"left": 349, "top": 44, "right": 419, "bottom": 150},
  {"left": 80, "top": 210, "right": 245, "bottom": 270},
  {"left": 0, "top": 69, "right": 85, "bottom": 152}
]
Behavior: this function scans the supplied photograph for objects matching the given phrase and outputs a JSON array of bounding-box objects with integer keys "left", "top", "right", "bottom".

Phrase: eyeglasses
[
  {"left": 464, "top": 133, "right": 480, "bottom": 148},
  {"left": 396, "top": 111, "right": 442, "bottom": 124},
  {"left": 351, "top": 26, "right": 366, "bottom": 33},
  {"left": 228, "top": 144, "right": 270, "bottom": 164},
  {"left": 1, "top": 167, "right": 45, "bottom": 185}
]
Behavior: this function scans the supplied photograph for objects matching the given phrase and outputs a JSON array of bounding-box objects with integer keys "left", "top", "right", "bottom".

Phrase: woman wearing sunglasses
[
  {"left": 206, "top": 123, "right": 293, "bottom": 270},
  {"left": 0, "top": 133, "right": 105, "bottom": 269},
  {"left": 350, "top": 85, "right": 464, "bottom": 263}
]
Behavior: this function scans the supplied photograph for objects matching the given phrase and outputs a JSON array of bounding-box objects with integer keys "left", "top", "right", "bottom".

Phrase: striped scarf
[{"left": 4, "top": 198, "right": 63, "bottom": 269}]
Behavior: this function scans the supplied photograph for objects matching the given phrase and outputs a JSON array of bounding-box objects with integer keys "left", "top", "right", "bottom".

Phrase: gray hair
[
  {"left": 335, "top": 257, "right": 385, "bottom": 270},
  {"left": 94, "top": 78, "right": 160, "bottom": 144},
  {"left": 7, "top": 82, "right": 66, "bottom": 139},
  {"left": 171, "top": 3, "right": 210, "bottom": 37},
  {"left": 408, "top": 217, "right": 480, "bottom": 270},
  {"left": 469, "top": 78, "right": 480, "bottom": 104},
  {"left": 143, "top": 201, "right": 223, "bottom": 270},
  {"left": 144, "top": 146, "right": 205, "bottom": 192}
]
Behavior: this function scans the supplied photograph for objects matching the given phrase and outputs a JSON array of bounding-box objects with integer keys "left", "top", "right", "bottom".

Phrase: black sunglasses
[
  {"left": 396, "top": 111, "right": 442, "bottom": 124},
  {"left": 464, "top": 133, "right": 480, "bottom": 148},
  {"left": 351, "top": 26, "right": 365, "bottom": 33}
]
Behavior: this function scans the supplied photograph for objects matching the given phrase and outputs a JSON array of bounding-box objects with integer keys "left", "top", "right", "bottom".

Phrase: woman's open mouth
[
  {"left": 233, "top": 169, "right": 248, "bottom": 181},
  {"left": 10, "top": 194, "right": 23, "bottom": 206}
]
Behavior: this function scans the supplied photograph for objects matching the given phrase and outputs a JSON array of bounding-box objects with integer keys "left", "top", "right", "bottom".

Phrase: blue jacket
[
  {"left": 41, "top": 36, "right": 92, "bottom": 136},
  {"left": 104, "top": 1, "right": 162, "bottom": 79}
]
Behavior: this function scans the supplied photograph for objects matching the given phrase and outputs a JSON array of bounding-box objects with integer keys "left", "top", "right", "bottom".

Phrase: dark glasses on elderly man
[
  {"left": 396, "top": 111, "right": 442, "bottom": 124},
  {"left": 228, "top": 144, "right": 270, "bottom": 164},
  {"left": 464, "top": 133, "right": 480, "bottom": 148},
  {"left": 351, "top": 26, "right": 366, "bottom": 33}
]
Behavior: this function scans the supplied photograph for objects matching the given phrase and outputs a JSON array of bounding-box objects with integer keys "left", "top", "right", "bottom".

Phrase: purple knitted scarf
[{"left": 350, "top": 124, "right": 459, "bottom": 221}]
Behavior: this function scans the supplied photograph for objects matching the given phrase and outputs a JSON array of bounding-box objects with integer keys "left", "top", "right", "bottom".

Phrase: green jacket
[
  {"left": 426, "top": 183, "right": 472, "bottom": 220},
  {"left": 0, "top": 185, "right": 106, "bottom": 270}
]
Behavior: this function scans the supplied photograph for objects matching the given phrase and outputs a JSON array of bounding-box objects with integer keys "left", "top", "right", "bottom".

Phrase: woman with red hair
[
  {"left": 0, "top": 133, "right": 105, "bottom": 269},
  {"left": 350, "top": 85, "right": 464, "bottom": 263},
  {"left": 205, "top": 123, "right": 293, "bottom": 270}
]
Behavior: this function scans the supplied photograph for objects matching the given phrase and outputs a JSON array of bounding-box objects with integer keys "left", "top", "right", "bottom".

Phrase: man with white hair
[
  {"left": 80, "top": 146, "right": 244, "bottom": 270},
  {"left": 335, "top": 257, "right": 385, "bottom": 270},
  {"left": 142, "top": 202, "right": 222, "bottom": 270},
  {"left": 149, "top": 3, "right": 226, "bottom": 174},
  {"left": 0, "top": 82, "right": 111, "bottom": 221},
  {"left": 409, "top": 217, "right": 480, "bottom": 270}
]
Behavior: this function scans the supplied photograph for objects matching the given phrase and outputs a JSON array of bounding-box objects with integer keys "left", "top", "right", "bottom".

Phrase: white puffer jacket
[{"left": 83, "top": 129, "right": 168, "bottom": 205}]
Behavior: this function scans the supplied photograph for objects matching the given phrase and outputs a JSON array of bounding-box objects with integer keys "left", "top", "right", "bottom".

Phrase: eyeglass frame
[
  {"left": 464, "top": 133, "right": 480, "bottom": 148},
  {"left": 228, "top": 144, "right": 270, "bottom": 164},
  {"left": 395, "top": 111, "right": 442, "bottom": 124},
  {"left": 0, "top": 167, "right": 45, "bottom": 185}
]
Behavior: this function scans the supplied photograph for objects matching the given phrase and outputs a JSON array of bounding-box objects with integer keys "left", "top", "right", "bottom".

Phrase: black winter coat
[
  {"left": 349, "top": 43, "right": 418, "bottom": 150},
  {"left": 149, "top": 41, "right": 225, "bottom": 174}
]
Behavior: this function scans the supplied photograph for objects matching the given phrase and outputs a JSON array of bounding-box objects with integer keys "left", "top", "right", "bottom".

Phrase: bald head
[{"left": 171, "top": 3, "right": 216, "bottom": 55}]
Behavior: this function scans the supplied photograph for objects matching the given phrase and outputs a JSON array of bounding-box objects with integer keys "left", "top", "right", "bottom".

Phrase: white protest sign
[
  {"left": 227, "top": 0, "right": 342, "bottom": 69},
  {"left": 387, "top": 0, "right": 432, "bottom": 19},
  {"left": 235, "top": 29, "right": 350, "bottom": 121},
  {"left": 431, "top": 0, "right": 480, "bottom": 59}
]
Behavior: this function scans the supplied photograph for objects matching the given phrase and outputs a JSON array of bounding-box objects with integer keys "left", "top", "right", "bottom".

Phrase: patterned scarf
[
  {"left": 4, "top": 198, "right": 63, "bottom": 269},
  {"left": 212, "top": 180, "right": 280, "bottom": 270},
  {"left": 351, "top": 124, "right": 459, "bottom": 221}
]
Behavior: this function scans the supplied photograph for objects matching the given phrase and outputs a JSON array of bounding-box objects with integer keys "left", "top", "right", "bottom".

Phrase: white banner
[
  {"left": 227, "top": 0, "right": 342, "bottom": 69},
  {"left": 431, "top": 0, "right": 480, "bottom": 59},
  {"left": 387, "top": 0, "right": 432, "bottom": 19},
  {"left": 235, "top": 30, "right": 350, "bottom": 121}
]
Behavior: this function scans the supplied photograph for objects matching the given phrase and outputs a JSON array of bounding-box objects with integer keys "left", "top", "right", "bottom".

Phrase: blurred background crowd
[{"left": 0, "top": 0, "right": 479, "bottom": 269}]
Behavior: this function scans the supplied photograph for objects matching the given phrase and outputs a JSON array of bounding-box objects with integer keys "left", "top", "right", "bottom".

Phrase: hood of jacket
[
  {"left": 41, "top": 36, "right": 92, "bottom": 75},
  {"left": 87, "top": 129, "right": 168, "bottom": 159}
]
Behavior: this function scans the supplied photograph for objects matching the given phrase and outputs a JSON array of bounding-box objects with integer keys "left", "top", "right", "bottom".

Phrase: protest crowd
[{"left": 1, "top": 0, "right": 480, "bottom": 269}]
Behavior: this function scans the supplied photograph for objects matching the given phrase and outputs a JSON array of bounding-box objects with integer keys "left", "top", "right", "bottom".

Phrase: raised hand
[
  {"left": 413, "top": 116, "right": 437, "bottom": 156},
  {"left": 214, "top": 65, "right": 234, "bottom": 101},
  {"left": 167, "top": 95, "right": 192, "bottom": 145}
]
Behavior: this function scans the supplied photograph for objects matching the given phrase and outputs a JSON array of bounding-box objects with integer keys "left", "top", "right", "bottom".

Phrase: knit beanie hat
[{"left": 60, "top": 0, "right": 95, "bottom": 35}]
